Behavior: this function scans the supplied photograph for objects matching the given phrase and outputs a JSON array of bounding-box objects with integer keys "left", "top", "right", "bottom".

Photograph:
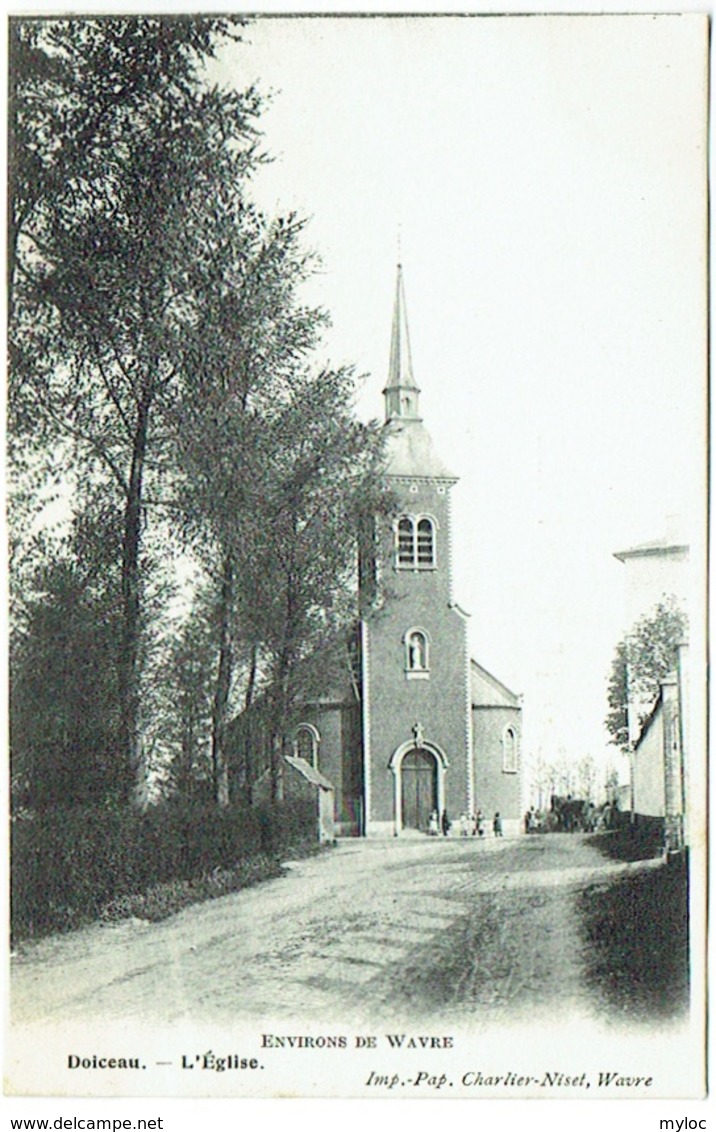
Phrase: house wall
[
  {"left": 621, "top": 548, "right": 689, "bottom": 635},
  {"left": 633, "top": 708, "right": 665, "bottom": 819}
]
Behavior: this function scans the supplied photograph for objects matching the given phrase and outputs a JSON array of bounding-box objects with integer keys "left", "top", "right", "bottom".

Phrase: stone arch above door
[{"left": 389, "top": 739, "right": 449, "bottom": 834}]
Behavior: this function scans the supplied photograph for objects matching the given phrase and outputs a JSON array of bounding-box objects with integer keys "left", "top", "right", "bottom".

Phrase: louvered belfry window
[
  {"left": 397, "top": 517, "right": 415, "bottom": 565},
  {"left": 396, "top": 516, "right": 436, "bottom": 568},
  {"left": 417, "top": 519, "right": 435, "bottom": 566}
]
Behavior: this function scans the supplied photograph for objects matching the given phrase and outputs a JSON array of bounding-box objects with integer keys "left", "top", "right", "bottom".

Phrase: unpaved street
[{"left": 12, "top": 834, "right": 666, "bottom": 1027}]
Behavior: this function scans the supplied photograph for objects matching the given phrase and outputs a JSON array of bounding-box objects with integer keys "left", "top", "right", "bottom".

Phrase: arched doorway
[{"left": 400, "top": 748, "right": 438, "bottom": 831}]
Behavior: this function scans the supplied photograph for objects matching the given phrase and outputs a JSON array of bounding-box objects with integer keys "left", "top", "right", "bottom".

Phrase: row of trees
[{"left": 9, "top": 18, "right": 389, "bottom": 812}]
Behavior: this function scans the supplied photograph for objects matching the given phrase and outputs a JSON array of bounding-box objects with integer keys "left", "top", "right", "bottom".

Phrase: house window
[
  {"left": 502, "top": 727, "right": 518, "bottom": 773},
  {"left": 294, "top": 723, "right": 320, "bottom": 768},
  {"left": 404, "top": 627, "right": 430, "bottom": 679},
  {"left": 395, "top": 515, "right": 437, "bottom": 569}
]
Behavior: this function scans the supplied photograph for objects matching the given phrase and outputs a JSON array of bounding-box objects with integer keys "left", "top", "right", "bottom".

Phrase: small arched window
[
  {"left": 502, "top": 727, "right": 518, "bottom": 773},
  {"left": 294, "top": 723, "right": 320, "bottom": 768},
  {"left": 404, "top": 627, "right": 430, "bottom": 679}
]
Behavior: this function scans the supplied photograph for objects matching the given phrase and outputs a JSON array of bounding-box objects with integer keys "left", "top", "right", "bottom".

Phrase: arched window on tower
[
  {"left": 294, "top": 723, "right": 320, "bottom": 768},
  {"left": 502, "top": 726, "right": 518, "bottom": 773},
  {"left": 404, "top": 627, "right": 430, "bottom": 679},
  {"left": 395, "top": 515, "right": 437, "bottom": 569}
]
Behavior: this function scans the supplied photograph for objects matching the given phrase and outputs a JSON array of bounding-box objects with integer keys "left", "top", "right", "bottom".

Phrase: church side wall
[
  {"left": 290, "top": 703, "right": 362, "bottom": 835},
  {"left": 472, "top": 705, "right": 522, "bottom": 836}
]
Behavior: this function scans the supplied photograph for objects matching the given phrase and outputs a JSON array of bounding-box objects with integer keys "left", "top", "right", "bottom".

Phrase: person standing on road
[{"left": 493, "top": 812, "right": 503, "bottom": 837}]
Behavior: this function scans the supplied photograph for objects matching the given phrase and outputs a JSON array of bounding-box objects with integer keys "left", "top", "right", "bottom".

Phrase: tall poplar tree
[{"left": 9, "top": 18, "right": 266, "bottom": 801}]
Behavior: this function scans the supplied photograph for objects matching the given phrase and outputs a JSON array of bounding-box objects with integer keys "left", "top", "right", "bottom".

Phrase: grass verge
[
  {"left": 99, "top": 844, "right": 322, "bottom": 925},
  {"left": 578, "top": 854, "right": 689, "bottom": 1023}
]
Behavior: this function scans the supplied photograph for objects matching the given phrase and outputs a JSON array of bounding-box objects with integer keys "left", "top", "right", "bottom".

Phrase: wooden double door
[{"left": 401, "top": 748, "right": 437, "bottom": 831}]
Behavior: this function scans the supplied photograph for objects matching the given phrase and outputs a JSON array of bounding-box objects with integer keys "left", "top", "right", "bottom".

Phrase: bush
[{"left": 11, "top": 798, "right": 316, "bottom": 942}]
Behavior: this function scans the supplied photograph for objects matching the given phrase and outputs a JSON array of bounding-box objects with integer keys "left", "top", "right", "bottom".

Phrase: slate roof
[
  {"left": 384, "top": 264, "right": 419, "bottom": 394},
  {"left": 614, "top": 538, "right": 689, "bottom": 562},
  {"left": 383, "top": 418, "right": 457, "bottom": 481},
  {"left": 470, "top": 658, "right": 521, "bottom": 708}
]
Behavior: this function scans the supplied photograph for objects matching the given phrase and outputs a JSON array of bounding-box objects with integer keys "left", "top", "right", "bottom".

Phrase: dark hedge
[{"left": 11, "top": 798, "right": 316, "bottom": 942}]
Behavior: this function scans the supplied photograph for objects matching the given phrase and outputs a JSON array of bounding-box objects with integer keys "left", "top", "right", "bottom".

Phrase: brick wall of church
[
  {"left": 364, "top": 479, "right": 471, "bottom": 833},
  {"left": 472, "top": 704, "right": 523, "bottom": 832},
  {"left": 292, "top": 703, "right": 362, "bottom": 834}
]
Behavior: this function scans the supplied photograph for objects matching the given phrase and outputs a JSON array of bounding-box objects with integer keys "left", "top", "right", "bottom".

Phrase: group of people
[
  {"left": 428, "top": 809, "right": 503, "bottom": 838},
  {"left": 523, "top": 800, "right": 620, "bottom": 834}
]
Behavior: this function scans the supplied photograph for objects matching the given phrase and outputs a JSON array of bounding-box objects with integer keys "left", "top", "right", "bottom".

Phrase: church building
[{"left": 281, "top": 267, "right": 523, "bottom": 837}]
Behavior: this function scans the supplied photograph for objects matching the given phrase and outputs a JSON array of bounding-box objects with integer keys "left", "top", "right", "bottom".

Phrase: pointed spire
[{"left": 383, "top": 264, "right": 421, "bottom": 422}]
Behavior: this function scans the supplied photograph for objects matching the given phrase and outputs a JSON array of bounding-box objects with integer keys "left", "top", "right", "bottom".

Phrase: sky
[{"left": 211, "top": 14, "right": 708, "bottom": 777}]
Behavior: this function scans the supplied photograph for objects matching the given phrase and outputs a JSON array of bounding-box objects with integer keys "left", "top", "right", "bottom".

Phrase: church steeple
[{"left": 383, "top": 264, "right": 421, "bottom": 422}]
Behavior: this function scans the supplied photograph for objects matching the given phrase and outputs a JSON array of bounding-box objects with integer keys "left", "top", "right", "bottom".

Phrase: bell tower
[{"left": 361, "top": 265, "right": 473, "bottom": 836}]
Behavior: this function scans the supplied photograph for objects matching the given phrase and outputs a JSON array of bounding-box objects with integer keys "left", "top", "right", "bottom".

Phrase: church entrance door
[{"left": 401, "top": 748, "right": 437, "bottom": 832}]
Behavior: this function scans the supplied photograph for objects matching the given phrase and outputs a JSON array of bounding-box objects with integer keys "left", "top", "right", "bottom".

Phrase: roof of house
[
  {"left": 614, "top": 538, "right": 689, "bottom": 562},
  {"left": 634, "top": 670, "right": 678, "bottom": 751}
]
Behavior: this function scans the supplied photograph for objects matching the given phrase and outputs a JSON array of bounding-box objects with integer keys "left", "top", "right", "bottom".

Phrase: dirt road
[{"left": 12, "top": 834, "right": 668, "bottom": 1027}]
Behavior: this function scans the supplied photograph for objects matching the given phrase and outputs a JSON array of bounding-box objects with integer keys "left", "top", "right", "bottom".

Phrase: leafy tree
[
  {"left": 161, "top": 590, "right": 217, "bottom": 802},
  {"left": 172, "top": 362, "right": 391, "bottom": 804},
  {"left": 252, "top": 371, "right": 390, "bottom": 798},
  {"left": 8, "top": 17, "right": 270, "bottom": 801},
  {"left": 605, "top": 597, "right": 687, "bottom": 749},
  {"left": 9, "top": 16, "right": 394, "bottom": 813},
  {"left": 166, "top": 213, "right": 327, "bottom": 806},
  {"left": 605, "top": 639, "right": 630, "bottom": 753},
  {"left": 626, "top": 598, "right": 687, "bottom": 713},
  {"left": 10, "top": 497, "right": 125, "bottom": 809},
  {"left": 8, "top": 16, "right": 247, "bottom": 330}
]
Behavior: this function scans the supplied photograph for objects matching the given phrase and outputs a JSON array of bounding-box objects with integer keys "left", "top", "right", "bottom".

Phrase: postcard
[{"left": 5, "top": 11, "right": 708, "bottom": 1103}]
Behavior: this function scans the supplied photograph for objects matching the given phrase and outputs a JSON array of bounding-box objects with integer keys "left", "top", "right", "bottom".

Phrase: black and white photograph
[{"left": 5, "top": 10, "right": 709, "bottom": 1106}]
